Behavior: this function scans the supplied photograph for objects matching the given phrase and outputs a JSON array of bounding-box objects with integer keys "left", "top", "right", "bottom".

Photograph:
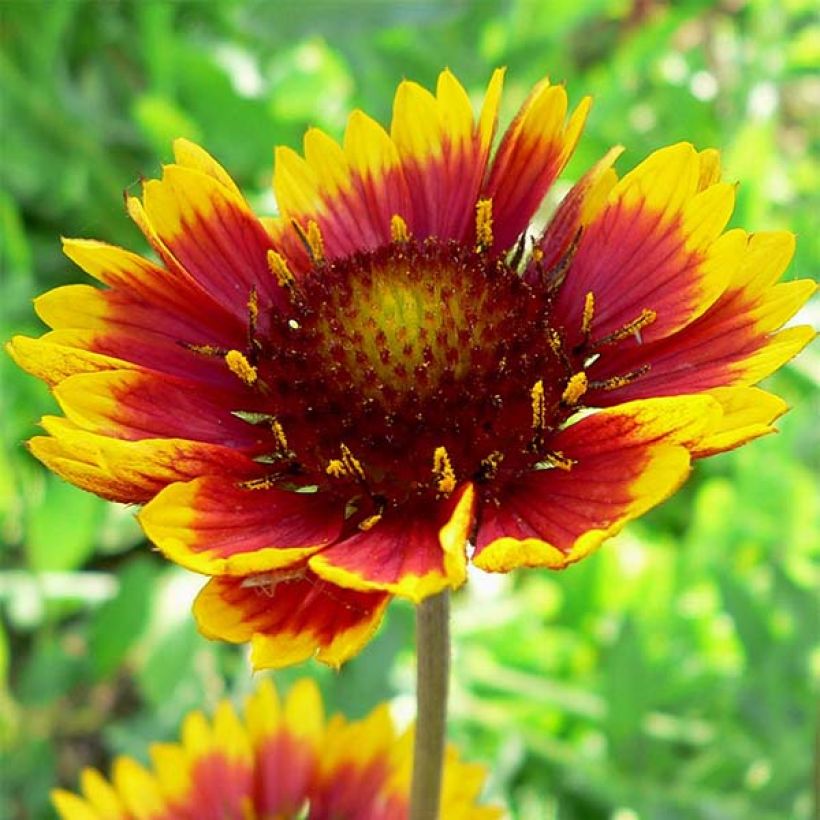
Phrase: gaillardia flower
[
  {"left": 10, "top": 70, "right": 814, "bottom": 668},
  {"left": 52, "top": 677, "right": 500, "bottom": 819}
]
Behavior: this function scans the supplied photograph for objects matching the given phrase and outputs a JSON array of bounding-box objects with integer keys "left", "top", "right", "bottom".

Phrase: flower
[
  {"left": 51, "top": 677, "right": 500, "bottom": 819},
  {"left": 9, "top": 69, "right": 814, "bottom": 669}
]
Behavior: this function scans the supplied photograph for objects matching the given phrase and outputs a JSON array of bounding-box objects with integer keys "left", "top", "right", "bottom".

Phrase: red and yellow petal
[
  {"left": 28, "top": 416, "right": 257, "bottom": 504},
  {"left": 482, "top": 80, "right": 591, "bottom": 250},
  {"left": 585, "top": 231, "right": 815, "bottom": 403},
  {"left": 391, "top": 68, "right": 504, "bottom": 241},
  {"left": 132, "top": 162, "right": 282, "bottom": 315},
  {"left": 159, "top": 701, "right": 254, "bottom": 819},
  {"left": 554, "top": 143, "right": 742, "bottom": 350},
  {"left": 690, "top": 386, "right": 788, "bottom": 459},
  {"left": 310, "top": 705, "right": 397, "bottom": 818},
  {"left": 380, "top": 729, "right": 502, "bottom": 820},
  {"left": 246, "top": 679, "right": 322, "bottom": 817},
  {"left": 7, "top": 330, "right": 138, "bottom": 389},
  {"left": 526, "top": 145, "right": 622, "bottom": 284},
  {"left": 52, "top": 369, "right": 264, "bottom": 448},
  {"left": 308, "top": 482, "right": 475, "bottom": 603},
  {"left": 473, "top": 395, "right": 722, "bottom": 572},
  {"left": 61, "top": 237, "right": 231, "bottom": 326},
  {"left": 138, "top": 476, "right": 343, "bottom": 576},
  {"left": 193, "top": 571, "right": 390, "bottom": 669},
  {"left": 52, "top": 767, "right": 129, "bottom": 820}
]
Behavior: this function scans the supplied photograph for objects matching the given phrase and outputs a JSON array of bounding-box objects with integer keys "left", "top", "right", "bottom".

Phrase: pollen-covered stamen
[
  {"left": 390, "top": 214, "right": 410, "bottom": 243},
  {"left": 267, "top": 250, "right": 297, "bottom": 292},
  {"left": 590, "top": 308, "right": 657, "bottom": 350},
  {"left": 358, "top": 512, "right": 383, "bottom": 531},
  {"left": 477, "top": 451, "right": 504, "bottom": 482},
  {"left": 548, "top": 328, "right": 573, "bottom": 375},
  {"left": 292, "top": 219, "right": 326, "bottom": 264},
  {"left": 475, "top": 198, "right": 493, "bottom": 252},
  {"left": 581, "top": 291, "right": 595, "bottom": 338},
  {"left": 307, "top": 220, "right": 325, "bottom": 263},
  {"left": 247, "top": 286, "right": 262, "bottom": 356},
  {"left": 561, "top": 371, "right": 588, "bottom": 405},
  {"left": 272, "top": 420, "right": 289, "bottom": 453},
  {"left": 326, "top": 443, "right": 367, "bottom": 483},
  {"left": 238, "top": 475, "right": 279, "bottom": 490},
  {"left": 225, "top": 349, "right": 258, "bottom": 386},
  {"left": 542, "top": 228, "right": 581, "bottom": 296},
  {"left": 530, "top": 379, "right": 547, "bottom": 447},
  {"left": 432, "top": 446, "right": 457, "bottom": 497},
  {"left": 589, "top": 364, "right": 651, "bottom": 392},
  {"left": 183, "top": 342, "right": 229, "bottom": 357},
  {"left": 544, "top": 451, "right": 574, "bottom": 471}
]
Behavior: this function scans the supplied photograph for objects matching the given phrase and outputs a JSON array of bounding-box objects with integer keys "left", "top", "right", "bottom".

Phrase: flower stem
[{"left": 409, "top": 589, "right": 451, "bottom": 820}]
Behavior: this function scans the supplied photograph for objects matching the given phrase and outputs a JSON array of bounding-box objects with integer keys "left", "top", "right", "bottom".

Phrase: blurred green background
[{"left": 1, "top": 1, "right": 818, "bottom": 818}]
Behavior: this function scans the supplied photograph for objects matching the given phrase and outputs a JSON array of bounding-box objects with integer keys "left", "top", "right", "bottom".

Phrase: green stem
[{"left": 409, "top": 590, "right": 451, "bottom": 820}]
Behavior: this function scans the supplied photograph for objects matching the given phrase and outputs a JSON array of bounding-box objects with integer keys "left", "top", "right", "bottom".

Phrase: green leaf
[{"left": 89, "top": 556, "right": 158, "bottom": 680}]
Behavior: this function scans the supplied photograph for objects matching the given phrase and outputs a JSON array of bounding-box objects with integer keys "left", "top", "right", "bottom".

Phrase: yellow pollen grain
[
  {"left": 480, "top": 451, "right": 504, "bottom": 480},
  {"left": 266, "top": 250, "right": 295, "bottom": 290},
  {"left": 358, "top": 513, "right": 383, "bottom": 532},
  {"left": 340, "top": 443, "right": 366, "bottom": 482},
  {"left": 475, "top": 198, "right": 493, "bottom": 251},
  {"left": 598, "top": 308, "right": 657, "bottom": 347},
  {"left": 432, "top": 446, "right": 457, "bottom": 497},
  {"left": 306, "top": 220, "right": 325, "bottom": 263},
  {"left": 547, "top": 329, "right": 563, "bottom": 357},
  {"left": 186, "top": 343, "right": 225, "bottom": 357},
  {"left": 532, "top": 247, "right": 544, "bottom": 263},
  {"left": 390, "top": 214, "right": 409, "bottom": 243},
  {"left": 562, "top": 371, "right": 588, "bottom": 405},
  {"left": 238, "top": 475, "right": 278, "bottom": 490},
  {"left": 531, "top": 379, "right": 546, "bottom": 433},
  {"left": 582, "top": 291, "right": 595, "bottom": 336},
  {"left": 225, "top": 350, "right": 258, "bottom": 386},
  {"left": 326, "top": 459, "right": 347, "bottom": 478},
  {"left": 271, "top": 420, "right": 288, "bottom": 452},
  {"left": 547, "top": 451, "right": 574, "bottom": 471}
]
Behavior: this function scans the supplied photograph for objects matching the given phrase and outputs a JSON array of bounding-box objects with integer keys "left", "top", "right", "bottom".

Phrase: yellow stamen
[
  {"left": 340, "top": 443, "right": 366, "bottom": 482},
  {"left": 531, "top": 379, "right": 546, "bottom": 435},
  {"left": 591, "top": 365, "right": 650, "bottom": 392},
  {"left": 326, "top": 459, "right": 347, "bottom": 478},
  {"left": 562, "top": 371, "right": 588, "bottom": 405},
  {"left": 267, "top": 250, "right": 295, "bottom": 290},
  {"left": 306, "top": 220, "right": 325, "bottom": 263},
  {"left": 247, "top": 286, "right": 259, "bottom": 323},
  {"left": 225, "top": 349, "right": 258, "bottom": 386},
  {"left": 582, "top": 291, "right": 595, "bottom": 337},
  {"left": 390, "top": 214, "right": 410, "bottom": 243},
  {"left": 358, "top": 513, "right": 383, "bottom": 532},
  {"left": 432, "top": 446, "right": 457, "bottom": 497},
  {"left": 479, "top": 451, "right": 504, "bottom": 481},
  {"left": 594, "top": 308, "right": 657, "bottom": 348},
  {"left": 475, "top": 197, "right": 493, "bottom": 251},
  {"left": 238, "top": 475, "right": 278, "bottom": 490},
  {"left": 185, "top": 343, "right": 226, "bottom": 357},
  {"left": 546, "top": 451, "right": 574, "bottom": 471},
  {"left": 271, "top": 420, "right": 288, "bottom": 452},
  {"left": 531, "top": 247, "right": 544, "bottom": 263}
]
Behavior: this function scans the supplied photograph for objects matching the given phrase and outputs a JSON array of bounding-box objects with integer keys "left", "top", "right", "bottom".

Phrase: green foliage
[{"left": 1, "top": 1, "right": 816, "bottom": 818}]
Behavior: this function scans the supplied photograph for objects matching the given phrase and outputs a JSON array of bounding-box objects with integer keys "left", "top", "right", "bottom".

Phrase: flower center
[{"left": 250, "top": 237, "right": 570, "bottom": 514}]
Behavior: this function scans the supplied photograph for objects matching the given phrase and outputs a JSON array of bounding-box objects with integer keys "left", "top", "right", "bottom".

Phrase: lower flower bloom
[
  {"left": 52, "top": 678, "right": 500, "bottom": 819},
  {"left": 9, "top": 68, "right": 814, "bottom": 668}
]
